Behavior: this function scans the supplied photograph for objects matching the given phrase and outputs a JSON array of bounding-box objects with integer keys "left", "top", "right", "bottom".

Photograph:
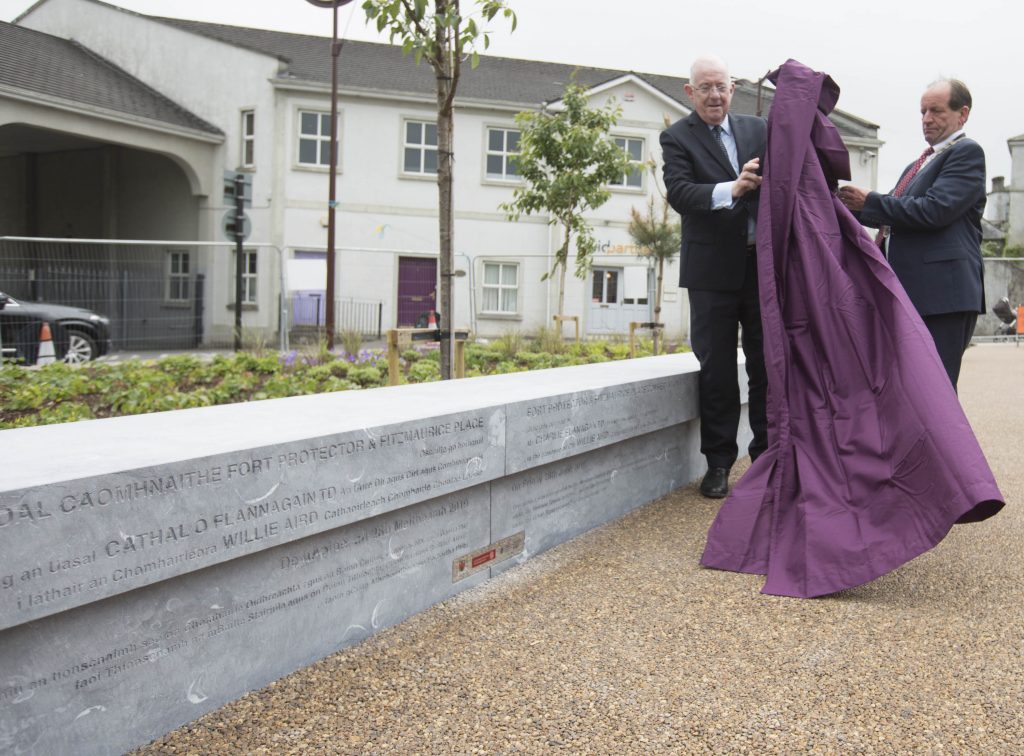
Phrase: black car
[{"left": 0, "top": 292, "right": 111, "bottom": 365}]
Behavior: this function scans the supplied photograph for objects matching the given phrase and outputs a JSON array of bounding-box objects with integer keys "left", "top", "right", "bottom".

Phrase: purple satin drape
[{"left": 700, "top": 60, "right": 1004, "bottom": 598}]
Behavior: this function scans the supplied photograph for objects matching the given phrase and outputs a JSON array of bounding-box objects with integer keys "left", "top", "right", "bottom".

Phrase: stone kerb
[{"left": 0, "top": 354, "right": 697, "bottom": 632}]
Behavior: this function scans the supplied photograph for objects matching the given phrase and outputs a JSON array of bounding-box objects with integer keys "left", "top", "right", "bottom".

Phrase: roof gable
[
  {"left": 544, "top": 73, "right": 690, "bottom": 118},
  {"left": 0, "top": 21, "right": 221, "bottom": 136}
]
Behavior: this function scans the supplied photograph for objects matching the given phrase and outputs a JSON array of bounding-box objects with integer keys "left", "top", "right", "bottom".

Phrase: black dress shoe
[{"left": 700, "top": 467, "right": 730, "bottom": 499}]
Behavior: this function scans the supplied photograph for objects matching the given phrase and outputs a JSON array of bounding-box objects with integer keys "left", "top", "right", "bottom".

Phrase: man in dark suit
[
  {"left": 660, "top": 55, "right": 768, "bottom": 499},
  {"left": 839, "top": 79, "right": 986, "bottom": 390}
]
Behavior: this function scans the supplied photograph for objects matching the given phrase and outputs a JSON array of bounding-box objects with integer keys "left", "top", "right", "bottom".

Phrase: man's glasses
[{"left": 694, "top": 83, "right": 731, "bottom": 96}]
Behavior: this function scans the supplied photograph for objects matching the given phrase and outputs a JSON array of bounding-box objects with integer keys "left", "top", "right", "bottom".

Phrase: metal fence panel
[
  {"left": 0, "top": 239, "right": 203, "bottom": 352},
  {"left": 1, "top": 237, "right": 386, "bottom": 356}
]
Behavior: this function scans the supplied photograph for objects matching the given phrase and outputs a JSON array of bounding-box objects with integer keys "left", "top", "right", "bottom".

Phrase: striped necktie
[{"left": 711, "top": 125, "right": 733, "bottom": 166}]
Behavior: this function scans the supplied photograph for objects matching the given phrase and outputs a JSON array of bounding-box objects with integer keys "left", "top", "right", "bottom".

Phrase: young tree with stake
[
  {"left": 362, "top": 0, "right": 516, "bottom": 378},
  {"left": 501, "top": 82, "right": 631, "bottom": 333}
]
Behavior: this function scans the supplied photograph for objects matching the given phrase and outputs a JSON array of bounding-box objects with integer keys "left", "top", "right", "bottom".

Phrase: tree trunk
[
  {"left": 556, "top": 224, "right": 570, "bottom": 338},
  {"left": 435, "top": 9, "right": 455, "bottom": 379},
  {"left": 654, "top": 256, "right": 665, "bottom": 355}
]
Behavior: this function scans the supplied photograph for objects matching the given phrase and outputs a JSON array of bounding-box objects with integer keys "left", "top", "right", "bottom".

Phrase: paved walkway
[{"left": 136, "top": 345, "right": 1023, "bottom": 755}]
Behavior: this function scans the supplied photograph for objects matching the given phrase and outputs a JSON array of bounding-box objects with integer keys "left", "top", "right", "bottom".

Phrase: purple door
[
  {"left": 397, "top": 257, "right": 437, "bottom": 327},
  {"left": 293, "top": 251, "right": 326, "bottom": 326}
]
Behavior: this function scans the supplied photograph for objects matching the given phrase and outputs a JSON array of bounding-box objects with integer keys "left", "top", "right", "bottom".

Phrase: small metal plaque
[{"left": 452, "top": 531, "right": 525, "bottom": 582}]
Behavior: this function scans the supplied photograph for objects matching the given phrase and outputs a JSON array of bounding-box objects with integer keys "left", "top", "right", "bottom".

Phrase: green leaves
[
  {"left": 629, "top": 197, "right": 681, "bottom": 262},
  {"left": 0, "top": 350, "right": 371, "bottom": 428},
  {"left": 0, "top": 337, "right": 693, "bottom": 429},
  {"left": 501, "top": 82, "right": 632, "bottom": 280},
  {"left": 361, "top": 0, "right": 514, "bottom": 68}
]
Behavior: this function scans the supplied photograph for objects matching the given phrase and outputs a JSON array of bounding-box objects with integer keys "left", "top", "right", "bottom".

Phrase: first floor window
[
  {"left": 241, "top": 109, "right": 255, "bottom": 167},
  {"left": 609, "top": 136, "right": 644, "bottom": 188},
  {"left": 403, "top": 119, "right": 438, "bottom": 175},
  {"left": 486, "top": 127, "right": 521, "bottom": 181},
  {"left": 482, "top": 262, "right": 518, "bottom": 313},
  {"left": 299, "top": 110, "right": 332, "bottom": 166},
  {"left": 234, "top": 249, "right": 258, "bottom": 304},
  {"left": 166, "top": 250, "right": 190, "bottom": 302}
]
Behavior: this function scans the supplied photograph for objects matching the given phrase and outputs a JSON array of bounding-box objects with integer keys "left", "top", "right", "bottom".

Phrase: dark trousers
[
  {"left": 688, "top": 253, "right": 768, "bottom": 468},
  {"left": 923, "top": 311, "right": 978, "bottom": 391}
]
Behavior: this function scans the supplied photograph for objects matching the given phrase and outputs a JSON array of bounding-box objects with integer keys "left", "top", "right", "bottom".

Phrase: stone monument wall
[{"left": 0, "top": 353, "right": 752, "bottom": 755}]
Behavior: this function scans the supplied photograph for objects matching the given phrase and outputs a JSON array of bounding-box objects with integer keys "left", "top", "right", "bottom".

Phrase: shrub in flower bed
[{"left": 0, "top": 338, "right": 687, "bottom": 429}]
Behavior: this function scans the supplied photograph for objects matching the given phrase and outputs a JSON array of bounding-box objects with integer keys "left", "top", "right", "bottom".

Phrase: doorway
[
  {"left": 588, "top": 266, "right": 651, "bottom": 334},
  {"left": 397, "top": 256, "right": 437, "bottom": 327}
]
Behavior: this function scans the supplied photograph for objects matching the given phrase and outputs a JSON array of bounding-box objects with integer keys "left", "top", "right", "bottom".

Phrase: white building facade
[{"left": 4, "top": 0, "right": 883, "bottom": 347}]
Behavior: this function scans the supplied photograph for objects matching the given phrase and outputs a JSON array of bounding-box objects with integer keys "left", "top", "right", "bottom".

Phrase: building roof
[
  {"left": 0, "top": 21, "right": 221, "bottom": 136},
  {"left": 156, "top": 17, "right": 879, "bottom": 140}
]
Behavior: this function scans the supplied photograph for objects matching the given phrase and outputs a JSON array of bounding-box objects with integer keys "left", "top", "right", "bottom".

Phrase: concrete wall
[
  {"left": 0, "top": 155, "right": 28, "bottom": 236},
  {"left": 0, "top": 353, "right": 751, "bottom": 755},
  {"left": 979, "top": 257, "right": 1024, "bottom": 336},
  {"left": 1004, "top": 139, "right": 1024, "bottom": 249}
]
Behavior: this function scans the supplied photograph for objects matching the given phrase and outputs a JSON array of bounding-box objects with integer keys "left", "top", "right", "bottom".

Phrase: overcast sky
[{"left": 2, "top": 0, "right": 1020, "bottom": 190}]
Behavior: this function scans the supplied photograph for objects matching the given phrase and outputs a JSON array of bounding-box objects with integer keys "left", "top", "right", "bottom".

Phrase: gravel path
[{"left": 136, "top": 345, "right": 1023, "bottom": 755}]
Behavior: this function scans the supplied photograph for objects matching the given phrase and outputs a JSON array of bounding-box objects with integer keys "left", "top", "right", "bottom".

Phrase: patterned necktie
[
  {"left": 891, "top": 146, "right": 935, "bottom": 197},
  {"left": 711, "top": 125, "right": 733, "bottom": 167},
  {"left": 876, "top": 146, "right": 935, "bottom": 247}
]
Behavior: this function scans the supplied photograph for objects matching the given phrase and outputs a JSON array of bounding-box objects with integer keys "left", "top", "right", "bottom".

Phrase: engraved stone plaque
[
  {"left": 0, "top": 408, "right": 505, "bottom": 629},
  {"left": 504, "top": 371, "right": 698, "bottom": 473},
  {"left": 0, "top": 487, "right": 490, "bottom": 756},
  {"left": 491, "top": 425, "right": 698, "bottom": 567}
]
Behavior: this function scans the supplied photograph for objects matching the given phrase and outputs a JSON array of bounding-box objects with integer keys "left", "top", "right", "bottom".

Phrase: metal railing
[{"left": 285, "top": 295, "right": 383, "bottom": 339}]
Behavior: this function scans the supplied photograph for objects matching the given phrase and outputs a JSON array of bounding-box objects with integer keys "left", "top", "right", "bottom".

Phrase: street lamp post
[{"left": 304, "top": 0, "right": 354, "bottom": 350}]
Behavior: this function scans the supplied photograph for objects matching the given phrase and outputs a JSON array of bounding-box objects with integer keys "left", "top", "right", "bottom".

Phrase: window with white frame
[
  {"left": 166, "top": 250, "right": 190, "bottom": 302},
  {"left": 481, "top": 262, "right": 518, "bottom": 314},
  {"left": 298, "top": 110, "right": 333, "bottom": 167},
  {"left": 609, "top": 136, "right": 644, "bottom": 188},
  {"left": 485, "top": 127, "right": 520, "bottom": 181},
  {"left": 241, "top": 109, "right": 255, "bottom": 167},
  {"left": 403, "top": 119, "right": 438, "bottom": 175},
  {"left": 233, "top": 249, "right": 258, "bottom": 305}
]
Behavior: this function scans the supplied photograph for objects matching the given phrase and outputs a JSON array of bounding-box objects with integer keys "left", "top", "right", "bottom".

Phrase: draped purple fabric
[{"left": 699, "top": 60, "right": 1004, "bottom": 598}]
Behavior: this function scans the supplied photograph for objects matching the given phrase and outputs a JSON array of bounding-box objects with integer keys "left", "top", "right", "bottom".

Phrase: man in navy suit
[
  {"left": 660, "top": 55, "right": 768, "bottom": 498},
  {"left": 839, "top": 79, "right": 986, "bottom": 390}
]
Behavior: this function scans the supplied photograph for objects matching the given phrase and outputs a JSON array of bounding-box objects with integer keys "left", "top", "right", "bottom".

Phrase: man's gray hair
[{"left": 929, "top": 78, "right": 972, "bottom": 111}]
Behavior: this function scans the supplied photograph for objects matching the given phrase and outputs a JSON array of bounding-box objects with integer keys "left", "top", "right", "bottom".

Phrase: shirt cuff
[{"left": 711, "top": 181, "right": 736, "bottom": 210}]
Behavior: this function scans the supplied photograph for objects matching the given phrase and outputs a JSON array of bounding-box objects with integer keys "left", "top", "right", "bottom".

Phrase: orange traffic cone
[{"left": 37, "top": 322, "right": 56, "bottom": 366}]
